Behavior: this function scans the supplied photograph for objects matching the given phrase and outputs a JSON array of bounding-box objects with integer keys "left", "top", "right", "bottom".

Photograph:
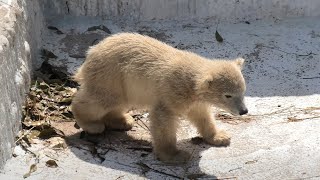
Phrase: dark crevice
[{"left": 66, "top": 1, "right": 70, "bottom": 14}]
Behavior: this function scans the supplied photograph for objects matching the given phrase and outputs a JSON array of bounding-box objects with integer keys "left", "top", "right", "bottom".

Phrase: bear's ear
[
  {"left": 234, "top": 58, "right": 245, "bottom": 69},
  {"left": 201, "top": 75, "right": 213, "bottom": 89}
]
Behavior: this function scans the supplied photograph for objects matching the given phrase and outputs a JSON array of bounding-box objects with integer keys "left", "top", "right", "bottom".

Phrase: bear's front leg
[
  {"left": 150, "top": 102, "right": 191, "bottom": 164},
  {"left": 188, "top": 103, "right": 231, "bottom": 146}
]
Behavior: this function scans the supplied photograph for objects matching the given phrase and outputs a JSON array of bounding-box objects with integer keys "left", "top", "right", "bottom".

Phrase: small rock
[{"left": 13, "top": 146, "right": 26, "bottom": 157}]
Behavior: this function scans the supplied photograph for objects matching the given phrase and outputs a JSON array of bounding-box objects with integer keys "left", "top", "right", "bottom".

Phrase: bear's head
[{"left": 198, "top": 58, "right": 248, "bottom": 115}]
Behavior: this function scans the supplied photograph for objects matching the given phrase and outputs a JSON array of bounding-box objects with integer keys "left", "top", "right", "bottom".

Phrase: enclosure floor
[{"left": 1, "top": 16, "right": 320, "bottom": 180}]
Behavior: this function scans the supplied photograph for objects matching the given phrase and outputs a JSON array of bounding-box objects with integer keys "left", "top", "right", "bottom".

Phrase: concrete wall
[
  {"left": 0, "top": 0, "right": 44, "bottom": 168},
  {"left": 42, "top": 0, "right": 320, "bottom": 22}
]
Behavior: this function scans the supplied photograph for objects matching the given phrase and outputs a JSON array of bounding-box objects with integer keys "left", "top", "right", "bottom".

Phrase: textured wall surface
[
  {"left": 0, "top": 0, "right": 44, "bottom": 168},
  {"left": 42, "top": 0, "right": 320, "bottom": 22}
]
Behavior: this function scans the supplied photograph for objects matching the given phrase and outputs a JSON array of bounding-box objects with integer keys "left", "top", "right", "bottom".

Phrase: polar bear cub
[{"left": 71, "top": 33, "right": 248, "bottom": 163}]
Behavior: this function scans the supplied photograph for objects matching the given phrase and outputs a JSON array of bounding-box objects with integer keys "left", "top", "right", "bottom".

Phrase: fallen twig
[
  {"left": 19, "top": 144, "right": 39, "bottom": 161},
  {"left": 218, "top": 105, "right": 320, "bottom": 125},
  {"left": 135, "top": 121, "right": 148, "bottom": 131},
  {"left": 302, "top": 76, "right": 320, "bottom": 80},
  {"left": 287, "top": 116, "right": 320, "bottom": 122},
  {"left": 138, "top": 119, "right": 150, "bottom": 131},
  {"left": 260, "top": 45, "right": 317, "bottom": 56},
  {"left": 115, "top": 175, "right": 125, "bottom": 180},
  {"left": 215, "top": 176, "right": 238, "bottom": 180},
  {"left": 132, "top": 113, "right": 150, "bottom": 132},
  {"left": 136, "top": 161, "right": 182, "bottom": 179},
  {"left": 254, "top": 105, "right": 295, "bottom": 117},
  {"left": 289, "top": 174, "right": 320, "bottom": 180},
  {"left": 127, "top": 146, "right": 152, "bottom": 152},
  {"left": 44, "top": 153, "right": 59, "bottom": 162},
  {"left": 69, "top": 54, "right": 86, "bottom": 58},
  {"left": 187, "top": 174, "right": 238, "bottom": 180},
  {"left": 15, "top": 127, "right": 36, "bottom": 144}
]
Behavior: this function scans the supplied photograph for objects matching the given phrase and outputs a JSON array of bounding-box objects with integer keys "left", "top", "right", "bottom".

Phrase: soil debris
[
  {"left": 137, "top": 27, "right": 172, "bottom": 43},
  {"left": 191, "top": 137, "right": 205, "bottom": 145},
  {"left": 216, "top": 113, "right": 253, "bottom": 124},
  {"left": 18, "top": 58, "right": 78, "bottom": 151}
]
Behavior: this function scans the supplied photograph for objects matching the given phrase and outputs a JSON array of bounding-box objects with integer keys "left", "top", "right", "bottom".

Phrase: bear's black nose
[{"left": 239, "top": 108, "right": 248, "bottom": 115}]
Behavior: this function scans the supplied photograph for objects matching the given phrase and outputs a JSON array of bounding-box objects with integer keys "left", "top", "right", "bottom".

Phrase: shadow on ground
[{"left": 65, "top": 130, "right": 220, "bottom": 179}]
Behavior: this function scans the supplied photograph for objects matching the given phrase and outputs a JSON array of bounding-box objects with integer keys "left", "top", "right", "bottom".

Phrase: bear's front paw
[
  {"left": 112, "top": 114, "right": 135, "bottom": 131},
  {"left": 105, "top": 114, "right": 135, "bottom": 131},
  {"left": 121, "top": 114, "right": 135, "bottom": 130},
  {"left": 204, "top": 130, "right": 231, "bottom": 147},
  {"left": 78, "top": 121, "right": 105, "bottom": 134}
]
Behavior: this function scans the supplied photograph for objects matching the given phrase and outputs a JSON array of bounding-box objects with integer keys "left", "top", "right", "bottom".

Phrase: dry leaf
[
  {"left": 27, "top": 130, "right": 41, "bottom": 139},
  {"left": 22, "top": 120, "right": 49, "bottom": 128},
  {"left": 62, "top": 111, "right": 73, "bottom": 118},
  {"left": 38, "top": 128, "right": 57, "bottom": 139},
  {"left": 287, "top": 117, "right": 303, "bottom": 122},
  {"left": 52, "top": 142, "right": 67, "bottom": 149},
  {"left": 87, "top": 25, "right": 111, "bottom": 34},
  {"left": 41, "top": 49, "right": 57, "bottom": 59},
  {"left": 52, "top": 127, "right": 65, "bottom": 137},
  {"left": 215, "top": 30, "right": 223, "bottom": 42},
  {"left": 46, "top": 160, "right": 58, "bottom": 168},
  {"left": 38, "top": 82, "right": 50, "bottom": 90},
  {"left": 23, "top": 164, "right": 37, "bottom": 178},
  {"left": 55, "top": 86, "right": 65, "bottom": 91},
  {"left": 60, "top": 97, "right": 72, "bottom": 104},
  {"left": 74, "top": 122, "right": 80, "bottom": 129},
  {"left": 245, "top": 160, "right": 258, "bottom": 164},
  {"left": 46, "top": 137, "right": 67, "bottom": 149}
]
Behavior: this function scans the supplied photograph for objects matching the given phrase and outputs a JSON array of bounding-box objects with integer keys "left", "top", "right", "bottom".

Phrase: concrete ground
[{"left": 1, "top": 16, "right": 320, "bottom": 179}]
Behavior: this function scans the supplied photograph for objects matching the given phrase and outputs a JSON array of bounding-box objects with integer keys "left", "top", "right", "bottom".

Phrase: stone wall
[
  {"left": 0, "top": 0, "right": 44, "bottom": 168},
  {"left": 42, "top": 0, "right": 320, "bottom": 23}
]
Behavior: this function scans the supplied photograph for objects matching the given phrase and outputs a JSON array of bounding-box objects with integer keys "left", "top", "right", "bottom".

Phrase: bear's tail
[{"left": 72, "top": 66, "right": 84, "bottom": 84}]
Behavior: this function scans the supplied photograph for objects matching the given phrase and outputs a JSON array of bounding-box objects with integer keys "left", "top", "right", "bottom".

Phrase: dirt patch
[
  {"left": 60, "top": 32, "right": 107, "bottom": 58},
  {"left": 174, "top": 42, "right": 202, "bottom": 50},
  {"left": 215, "top": 113, "right": 254, "bottom": 125},
  {"left": 137, "top": 27, "right": 172, "bottom": 43}
]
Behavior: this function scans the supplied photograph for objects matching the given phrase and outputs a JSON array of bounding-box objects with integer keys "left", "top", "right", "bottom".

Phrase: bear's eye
[{"left": 225, "top": 95, "right": 232, "bottom": 98}]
